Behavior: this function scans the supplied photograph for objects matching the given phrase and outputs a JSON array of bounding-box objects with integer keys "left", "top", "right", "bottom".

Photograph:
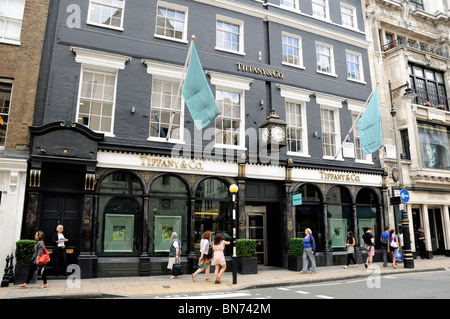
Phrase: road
[{"left": 151, "top": 270, "right": 450, "bottom": 300}]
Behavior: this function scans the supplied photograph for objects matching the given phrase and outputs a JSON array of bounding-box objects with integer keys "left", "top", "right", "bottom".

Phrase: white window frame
[
  {"left": 340, "top": 3, "right": 357, "bottom": 30},
  {"left": 144, "top": 60, "right": 186, "bottom": 144},
  {"left": 312, "top": 0, "right": 330, "bottom": 21},
  {"left": 154, "top": 1, "right": 188, "bottom": 43},
  {"left": 282, "top": 32, "right": 304, "bottom": 69},
  {"left": 215, "top": 15, "right": 245, "bottom": 56},
  {"left": 0, "top": 78, "right": 13, "bottom": 149},
  {"left": 209, "top": 72, "right": 253, "bottom": 150},
  {"left": 280, "top": 0, "right": 300, "bottom": 12},
  {"left": 317, "top": 94, "right": 343, "bottom": 160},
  {"left": 0, "top": 0, "right": 26, "bottom": 45},
  {"left": 278, "top": 85, "right": 311, "bottom": 157},
  {"left": 345, "top": 50, "right": 365, "bottom": 83},
  {"left": 72, "top": 47, "right": 131, "bottom": 137},
  {"left": 87, "top": 0, "right": 126, "bottom": 31},
  {"left": 347, "top": 101, "right": 373, "bottom": 164},
  {"left": 316, "top": 41, "right": 336, "bottom": 77}
]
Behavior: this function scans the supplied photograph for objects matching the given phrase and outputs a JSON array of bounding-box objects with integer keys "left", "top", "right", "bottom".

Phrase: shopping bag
[
  {"left": 171, "top": 260, "right": 184, "bottom": 277},
  {"left": 394, "top": 249, "right": 402, "bottom": 261}
]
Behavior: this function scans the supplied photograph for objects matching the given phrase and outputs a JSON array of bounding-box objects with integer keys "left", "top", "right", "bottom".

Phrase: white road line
[
  {"left": 175, "top": 292, "right": 253, "bottom": 299},
  {"left": 277, "top": 287, "right": 291, "bottom": 291},
  {"left": 292, "top": 282, "right": 342, "bottom": 288},
  {"left": 315, "top": 295, "right": 335, "bottom": 299},
  {"left": 295, "top": 291, "right": 310, "bottom": 295}
]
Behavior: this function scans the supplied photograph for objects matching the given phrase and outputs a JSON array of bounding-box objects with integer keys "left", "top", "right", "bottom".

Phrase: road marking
[
  {"left": 175, "top": 292, "right": 253, "bottom": 299},
  {"left": 295, "top": 290, "right": 310, "bottom": 295},
  {"left": 293, "top": 282, "right": 341, "bottom": 288},
  {"left": 316, "top": 295, "right": 335, "bottom": 299},
  {"left": 277, "top": 287, "right": 290, "bottom": 291}
]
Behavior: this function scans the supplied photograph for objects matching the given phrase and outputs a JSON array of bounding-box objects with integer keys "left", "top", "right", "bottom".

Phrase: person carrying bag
[{"left": 167, "top": 232, "right": 182, "bottom": 278}]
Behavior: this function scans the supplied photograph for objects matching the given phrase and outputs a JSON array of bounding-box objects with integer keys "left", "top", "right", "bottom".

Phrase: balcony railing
[{"left": 383, "top": 38, "right": 450, "bottom": 60}]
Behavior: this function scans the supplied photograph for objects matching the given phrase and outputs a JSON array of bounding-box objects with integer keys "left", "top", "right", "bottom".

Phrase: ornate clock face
[
  {"left": 260, "top": 128, "right": 269, "bottom": 143},
  {"left": 271, "top": 126, "right": 285, "bottom": 142}
]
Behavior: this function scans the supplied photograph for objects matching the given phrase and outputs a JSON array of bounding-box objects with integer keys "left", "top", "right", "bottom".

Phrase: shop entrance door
[
  {"left": 245, "top": 206, "right": 267, "bottom": 265},
  {"left": 428, "top": 208, "right": 445, "bottom": 255}
]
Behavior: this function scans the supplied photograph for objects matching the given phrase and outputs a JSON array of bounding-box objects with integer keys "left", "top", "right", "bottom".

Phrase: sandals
[
  {"left": 18, "top": 283, "right": 28, "bottom": 288},
  {"left": 192, "top": 274, "right": 196, "bottom": 282},
  {"left": 205, "top": 279, "right": 212, "bottom": 282},
  {"left": 39, "top": 284, "right": 48, "bottom": 289}
]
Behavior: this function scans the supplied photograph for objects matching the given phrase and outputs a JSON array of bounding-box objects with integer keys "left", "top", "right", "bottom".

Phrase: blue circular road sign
[{"left": 400, "top": 189, "right": 410, "bottom": 203}]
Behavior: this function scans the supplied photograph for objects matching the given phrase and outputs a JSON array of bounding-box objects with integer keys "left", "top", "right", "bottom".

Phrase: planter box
[
  {"left": 288, "top": 255, "right": 303, "bottom": 271},
  {"left": 14, "top": 264, "right": 36, "bottom": 285},
  {"left": 237, "top": 257, "right": 258, "bottom": 275}
]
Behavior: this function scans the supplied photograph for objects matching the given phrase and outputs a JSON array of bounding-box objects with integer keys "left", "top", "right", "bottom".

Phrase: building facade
[
  {"left": 0, "top": 0, "right": 50, "bottom": 276},
  {"left": 365, "top": 0, "right": 450, "bottom": 258},
  {"left": 24, "top": 0, "right": 385, "bottom": 278}
]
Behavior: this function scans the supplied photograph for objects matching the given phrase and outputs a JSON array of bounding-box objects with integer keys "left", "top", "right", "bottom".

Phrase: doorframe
[{"left": 245, "top": 205, "right": 267, "bottom": 265}]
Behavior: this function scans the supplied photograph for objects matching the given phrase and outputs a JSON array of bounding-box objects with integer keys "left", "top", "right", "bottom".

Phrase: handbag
[
  {"left": 37, "top": 247, "right": 50, "bottom": 265},
  {"left": 390, "top": 240, "right": 398, "bottom": 249},
  {"left": 171, "top": 259, "right": 183, "bottom": 277},
  {"left": 206, "top": 246, "right": 214, "bottom": 259}
]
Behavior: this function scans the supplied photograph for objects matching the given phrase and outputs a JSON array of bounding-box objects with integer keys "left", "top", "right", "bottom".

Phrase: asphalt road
[{"left": 152, "top": 270, "right": 450, "bottom": 300}]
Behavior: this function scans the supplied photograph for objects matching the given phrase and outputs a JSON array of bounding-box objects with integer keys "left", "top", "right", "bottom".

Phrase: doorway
[
  {"left": 245, "top": 206, "right": 267, "bottom": 265},
  {"left": 428, "top": 208, "right": 445, "bottom": 255}
]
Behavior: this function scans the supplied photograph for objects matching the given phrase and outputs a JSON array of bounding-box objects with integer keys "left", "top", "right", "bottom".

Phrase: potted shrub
[
  {"left": 288, "top": 238, "right": 303, "bottom": 271},
  {"left": 14, "top": 240, "right": 36, "bottom": 285},
  {"left": 236, "top": 239, "right": 258, "bottom": 274}
]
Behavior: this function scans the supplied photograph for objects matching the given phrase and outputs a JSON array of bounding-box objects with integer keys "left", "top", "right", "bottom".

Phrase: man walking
[
  {"left": 381, "top": 226, "right": 390, "bottom": 267},
  {"left": 415, "top": 227, "right": 428, "bottom": 259}
]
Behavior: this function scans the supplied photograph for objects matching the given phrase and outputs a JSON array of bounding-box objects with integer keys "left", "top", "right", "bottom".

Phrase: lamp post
[
  {"left": 229, "top": 184, "right": 239, "bottom": 284},
  {"left": 388, "top": 80, "right": 416, "bottom": 269}
]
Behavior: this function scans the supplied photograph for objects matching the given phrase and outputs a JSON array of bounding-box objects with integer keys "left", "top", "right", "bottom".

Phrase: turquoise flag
[
  {"left": 359, "top": 87, "right": 384, "bottom": 155},
  {"left": 183, "top": 44, "right": 220, "bottom": 130}
]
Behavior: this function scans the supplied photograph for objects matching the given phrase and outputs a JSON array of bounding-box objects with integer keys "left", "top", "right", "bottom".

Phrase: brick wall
[{"left": 0, "top": 0, "right": 50, "bottom": 151}]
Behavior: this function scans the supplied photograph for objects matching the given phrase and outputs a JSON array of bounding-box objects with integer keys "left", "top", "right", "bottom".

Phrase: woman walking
[
  {"left": 18, "top": 231, "right": 48, "bottom": 289},
  {"left": 344, "top": 231, "right": 357, "bottom": 268},
  {"left": 388, "top": 229, "right": 400, "bottom": 269},
  {"left": 300, "top": 228, "right": 317, "bottom": 274},
  {"left": 167, "top": 232, "right": 181, "bottom": 279},
  {"left": 211, "top": 232, "right": 230, "bottom": 284},
  {"left": 192, "top": 230, "right": 212, "bottom": 282}
]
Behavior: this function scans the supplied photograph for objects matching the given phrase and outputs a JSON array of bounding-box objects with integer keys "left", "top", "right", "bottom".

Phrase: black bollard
[
  {"left": 8, "top": 254, "right": 14, "bottom": 283},
  {"left": 1, "top": 255, "right": 11, "bottom": 287}
]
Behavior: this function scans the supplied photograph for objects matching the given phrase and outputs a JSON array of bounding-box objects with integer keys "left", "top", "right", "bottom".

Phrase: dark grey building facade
[{"left": 23, "top": 0, "right": 387, "bottom": 278}]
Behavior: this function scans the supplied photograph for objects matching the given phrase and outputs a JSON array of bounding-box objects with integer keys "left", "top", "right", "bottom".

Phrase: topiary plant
[
  {"left": 236, "top": 239, "right": 256, "bottom": 258},
  {"left": 15, "top": 240, "right": 36, "bottom": 264},
  {"left": 289, "top": 238, "right": 303, "bottom": 256}
]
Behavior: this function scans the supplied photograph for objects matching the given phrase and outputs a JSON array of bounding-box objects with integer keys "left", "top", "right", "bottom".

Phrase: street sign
[
  {"left": 389, "top": 196, "right": 401, "bottom": 206},
  {"left": 292, "top": 193, "right": 302, "bottom": 206},
  {"left": 400, "top": 189, "right": 410, "bottom": 203}
]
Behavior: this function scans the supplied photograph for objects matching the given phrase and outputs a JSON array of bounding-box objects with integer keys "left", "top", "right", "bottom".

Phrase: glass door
[
  {"left": 428, "top": 208, "right": 445, "bottom": 255},
  {"left": 245, "top": 206, "right": 267, "bottom": 265}
]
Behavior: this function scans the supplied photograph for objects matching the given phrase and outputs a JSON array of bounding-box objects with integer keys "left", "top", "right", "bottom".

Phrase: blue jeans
[{"left": 302, "top": 248, "right": 317, "bottom": 273}]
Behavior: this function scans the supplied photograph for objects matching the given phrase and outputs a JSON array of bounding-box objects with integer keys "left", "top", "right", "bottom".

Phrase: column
[
  {"left": 139, "top": 196, "right": 150, "bottom": 276},
  {"left": 441, "top": 205, "right": 450, "bottom": 257},
  {"left": 421, "top": 204, "right": 432, "bottom": 257}
]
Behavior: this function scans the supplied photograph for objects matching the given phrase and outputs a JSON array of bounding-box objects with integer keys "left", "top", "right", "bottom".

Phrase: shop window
[
  {"left": 417, "top": 122, "right": 450, "bottom": 170},
  {"left": 326, "top": 186, "right": 352, "bottom": 250},
  {"left": 148, "top": 175, "right": 189, "bottom": 255},
  {"left": 294, "top": 184, "right": 324, "bottom": 252},
  {"left": 195, "top": 178, "right": 231, "bottom": 250},
  {"left": 356, "top": 188, "right": 379, "bottom": 247},
  {"left": 97, "top": 172, "right": 144, "bottom": 255}
]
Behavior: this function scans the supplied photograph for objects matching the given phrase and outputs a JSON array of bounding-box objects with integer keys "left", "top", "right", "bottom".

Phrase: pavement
[{"left": 1, "top": 256, "right": 449, "bottom": 299}]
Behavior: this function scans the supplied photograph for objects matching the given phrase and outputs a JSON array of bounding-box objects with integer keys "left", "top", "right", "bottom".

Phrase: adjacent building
[
  {"left": 24, "top": 0, "right": 386, "bottom": 278},
  {"left": 0, "top": 0, "right": 50, "bottom": 276},
  {"left": 365, "top": 0, "right": 450, "bottom": 257}
]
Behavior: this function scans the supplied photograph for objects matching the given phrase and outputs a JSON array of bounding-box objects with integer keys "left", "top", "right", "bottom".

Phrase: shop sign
[
  {"left": 292, "top": 193, "right": 302, "bottom": 206},
  {"left": 236, "top": 62, "right": 284, "bottom": 79},
  {"left": 319, "top": 171, "right": 361, "bottom": 182},
  {"left": 140, "top": 155, "right": 204, "bottom": 170}
]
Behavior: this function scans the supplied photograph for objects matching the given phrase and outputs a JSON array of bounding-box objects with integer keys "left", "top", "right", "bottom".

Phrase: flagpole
[
  {"left": 166, "top": 35, "right": 196, "bottom": 141},
  {"left": 333, "top": 87, "right": 377, "bottom": 160}
]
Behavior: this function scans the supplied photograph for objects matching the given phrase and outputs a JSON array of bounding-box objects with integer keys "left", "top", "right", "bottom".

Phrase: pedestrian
[
  {"left": 380, "top": 226, "right": 390, "bottom": 267},
  {"left": 167, "top": 232, "right": 181, "bottom": 279},
  {"left": 52, "top": 224, "right": 68, "bottom": 276},
  {"left": 300, "top": 228, "right": 317, "bottom": 274},
  {"left": 18, "top": 231, "right": 48, "bottom": 289},
  {"left": 388, "top": 229, "right": 400, "bottom": 269},
  {"left": 192, "top": 230, "right": 212, "bottom": 282},
  {"left": 415, "top": 227, "right": 428, "bottom": 259},
  {"left": 362, "top": 227, "right": 375, "bottom": 270},
  {"left": 211, "top": 232, "right": 230, "bottom": 284},
  {"left": 344, "top": 231, "right": 357, "bottom": 268}
]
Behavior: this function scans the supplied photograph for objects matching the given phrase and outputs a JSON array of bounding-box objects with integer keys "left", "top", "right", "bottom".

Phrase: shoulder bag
[{"left": 37, "top": 247, "right": 50, "bottom": 265}]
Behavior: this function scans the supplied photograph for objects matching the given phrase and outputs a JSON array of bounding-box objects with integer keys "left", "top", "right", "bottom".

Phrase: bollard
[{"left": 8, "top": 254, "right": 14, "bottom": 283}]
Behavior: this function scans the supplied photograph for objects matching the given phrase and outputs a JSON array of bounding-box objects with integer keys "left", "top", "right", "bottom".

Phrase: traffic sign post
[{"left": 399, "top": 189, "right": 414, "bottom": 269}]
